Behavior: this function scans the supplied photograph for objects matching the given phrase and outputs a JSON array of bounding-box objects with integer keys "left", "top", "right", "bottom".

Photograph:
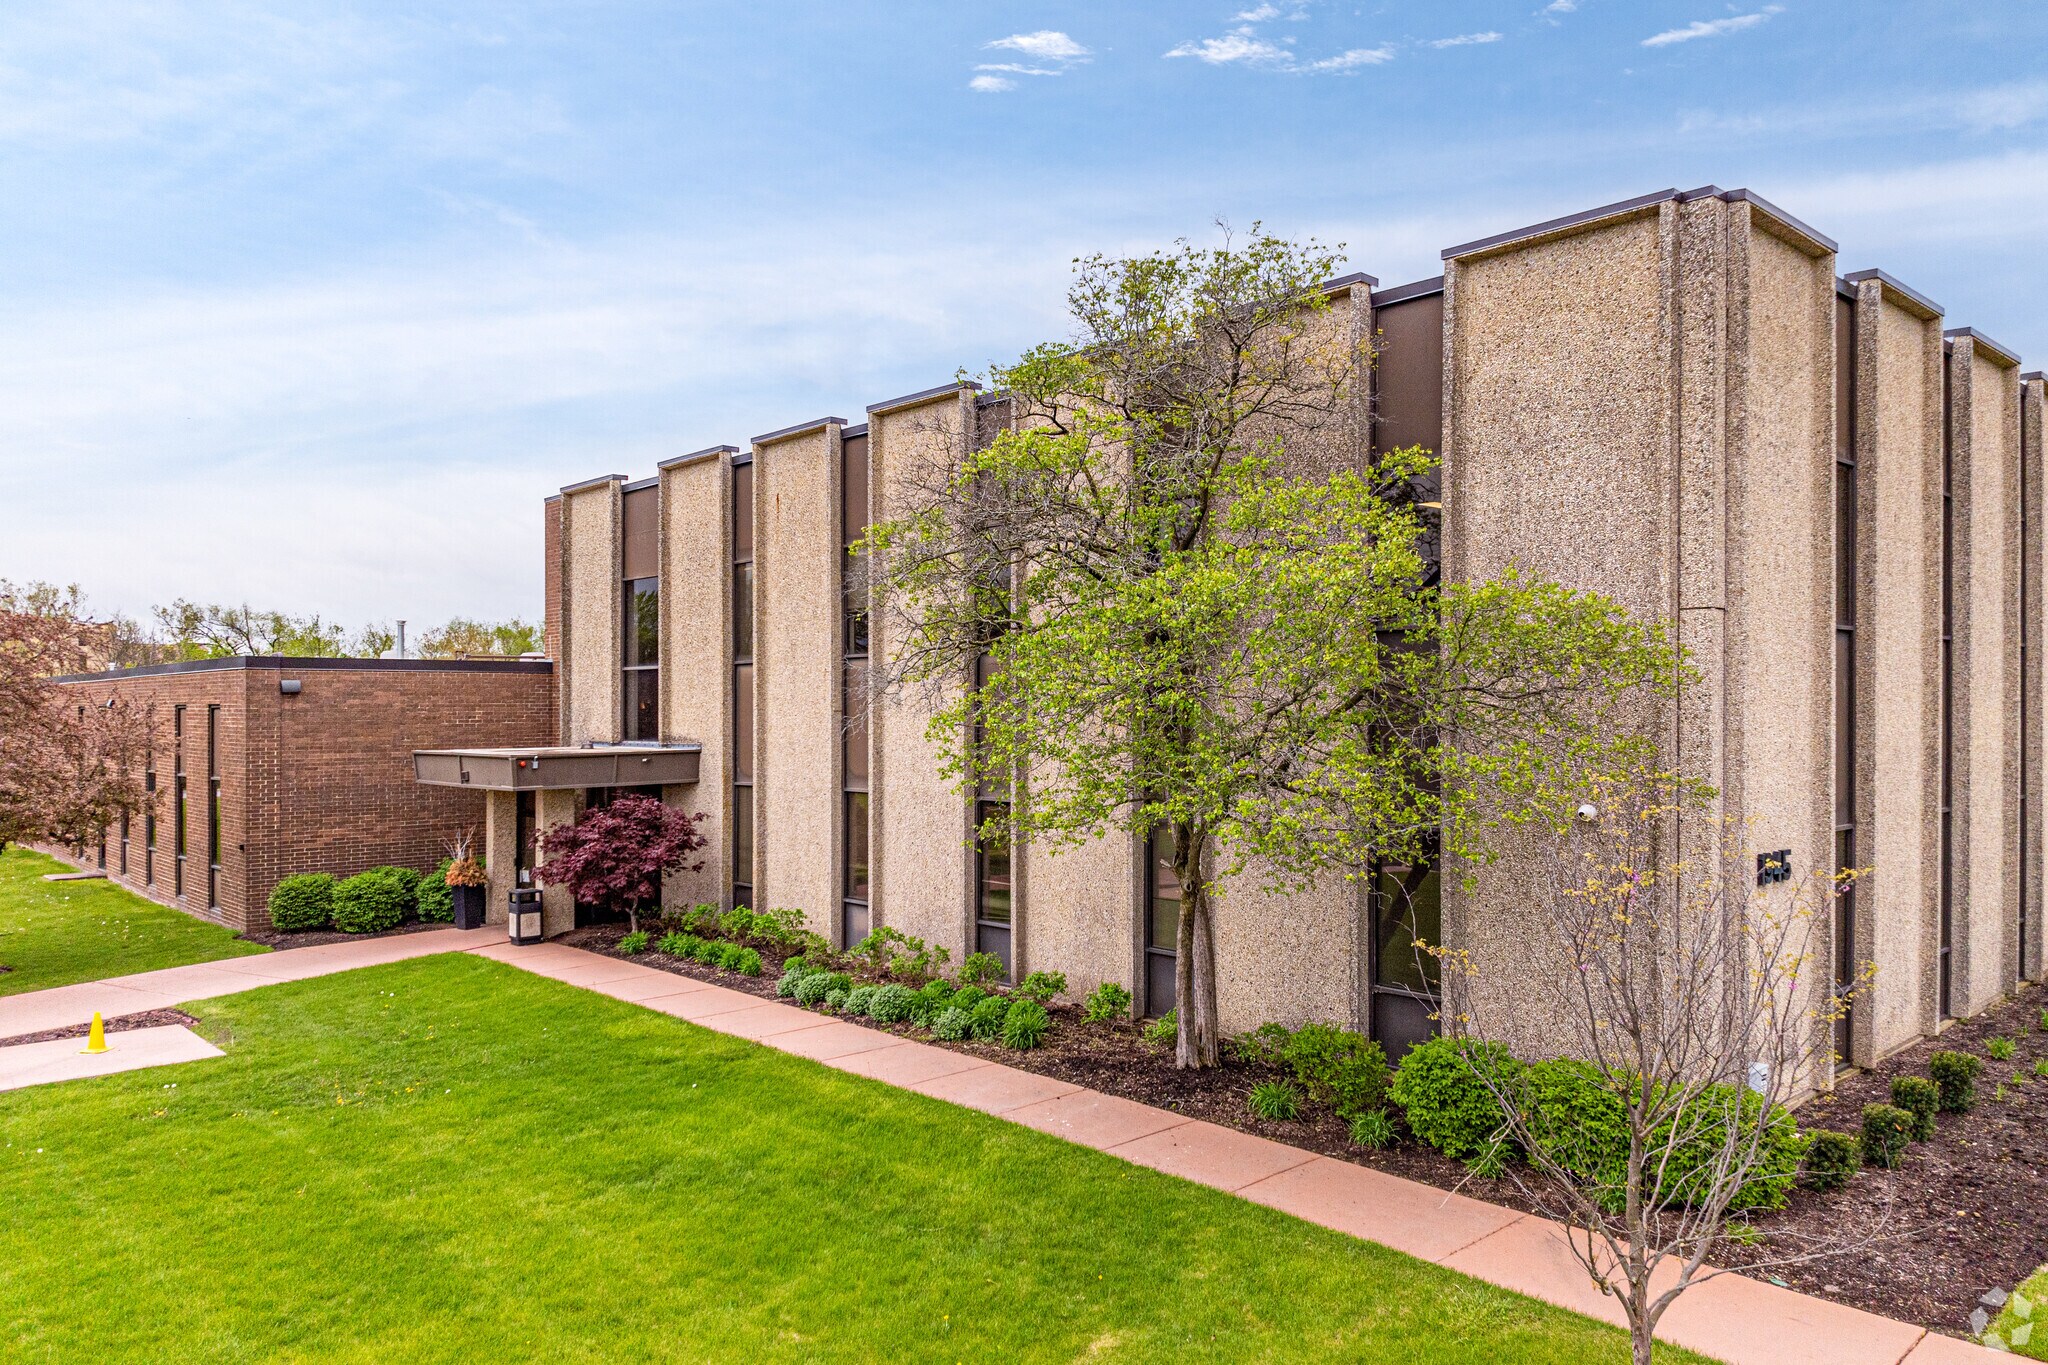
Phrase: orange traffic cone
[{"left": 81, "top": 1012, "right": 109, "bottom": 1055}]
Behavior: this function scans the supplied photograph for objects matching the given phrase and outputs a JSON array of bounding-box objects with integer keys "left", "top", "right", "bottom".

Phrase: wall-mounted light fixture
[{"left": 280, "top": 679, "right": 302, "bottom": 696}]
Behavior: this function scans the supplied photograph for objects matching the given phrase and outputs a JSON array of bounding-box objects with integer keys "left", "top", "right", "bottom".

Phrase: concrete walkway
[
  {"left": 0, "top": 1024, "right": 224, "bottom": 1091},
  {"left": 0, "top": 929, "right": 1997, "bottom": 1365}
]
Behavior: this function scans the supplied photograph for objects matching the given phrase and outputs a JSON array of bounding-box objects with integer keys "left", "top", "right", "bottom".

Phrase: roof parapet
[
  {"left": 751, "top": 416, "right": 846, "bottom": 447},
  {"left": 1944, "top": 327, "right": 2022, "bottom": 369},
  {"left": 867, "top": 380, "right": 982, "bottom": 417},
  {"left": 657, "top": 444, "right": 740, "bottom": 471},
  {"left": 1842, "top": 268, "right": 1943, "bottom": 321},
  {"left": 1370, "top": 275, "right": 1445, "bottom": 307},
  {"left": 559, "top": 473, "right": 626, "bottom": 495}
]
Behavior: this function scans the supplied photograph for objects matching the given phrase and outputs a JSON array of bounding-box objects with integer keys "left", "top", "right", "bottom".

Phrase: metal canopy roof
[{"left": 413, "top": 744, "right": 701, "bottom": 792}]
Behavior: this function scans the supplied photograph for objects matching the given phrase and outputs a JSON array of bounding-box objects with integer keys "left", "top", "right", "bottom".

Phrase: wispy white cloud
[
  {"left": 1429, "top": 31, "right": 1502, "bottom": 48},
  {"left": 968, "top": 74, "right": 1016, "bottom": 93},
  {"left": 1642, "top": 7, "right": 1782, "bottom": 48},
  {"left": 1542, "top": 0, "right": 1577, "bottom": 10},
  {"left": 985, "top": 30, "right": 1090, "bottom": 62},
  {"left": 1959, "top": 80, "right": 2048, "bottom": 131},
  {"left": 1307, "top": 45, "right": 1396, "bottom": 71},
  {"left": 1233, "top": 4, "right": 1281, "bottom": 19},
  {"left": 1164, "top": 30, "right": 1292, "bottom": 66}
]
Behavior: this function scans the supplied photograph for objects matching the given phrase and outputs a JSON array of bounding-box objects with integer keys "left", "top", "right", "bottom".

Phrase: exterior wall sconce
[{"left": 280, "top": 679, "right": 302, "bottom": 695}]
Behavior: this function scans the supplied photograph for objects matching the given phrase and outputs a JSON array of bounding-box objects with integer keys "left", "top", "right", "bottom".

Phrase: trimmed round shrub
[
  {"left": 931, "top": 1006, "right": 973, "bottom": 1041},
  {"left": 1890, "top": 1075, "right": 1938, "bottom": 1141},
  {"left": 1522, "top": 1059, "right": 1629, "bottom": 1190},
  {"left": 844, "top": 985, "right": 879, "bottom": 1017},
  {"left": 415, "top": 869, "right": 454, "bottom": 923},
  {"left": 1247, "top": 1078, "right": 1301, "bottom": 1120},
  {"left": 1001, "top": 999, "right": 1051, "bottom": 1050},
  {"left": 331, "top": 869, "right": 412, "bottom": 934},
  {"left": 794, "top": 972, "right": 835, "bottom": 1006},
  {"left": 1388, "top": 1036, "right": 1522, "bottom": 1159},
  {"left": 823, "top": 987, "right": 850, "bottom": 1013},
  {"left": 868, "top": 984, "right": 919, "bottom": 1025},
  {"left": 1655, "top": 1084, "right": 1806, "bottom": 1212},
  {"left": 361, "top": 866, "right": 423, "bottom": 917},
  {"left": 1929, "top": 1051, "right": 1982, "bottom": 1113},
  {"left": 1861, "top": 1103, "right": 1913, "bottom": 1170},
  {"left": 1281, "top": 1023, "right": 1389, "bottom": 1119},
  {"left": 910, "top": 980, "right": 957, "bottom": 1024},
  {"left": 968, "top": 995, "right": 1012, "bottom": 1041},
  {"left": 267, "top": 873, "right": 336, "bottom": 932},
  {"left": 1801, "top": 1129, "right": 1861, "bottom": 1191},
  {"left": 774, "top": 959, "right": 813, "bottom": 996}
]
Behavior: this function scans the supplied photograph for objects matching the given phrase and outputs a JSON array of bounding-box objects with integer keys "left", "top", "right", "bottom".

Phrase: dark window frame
[
  {"left": 732, "top": 456, "right": 755, "bottom": 913},
  {"left": 622, "top": 575, "right": 660, "bottom": 742},
  {"left": 206, "top": 703, "right": 222, "bottom": 909},
  {"left": 172, "top": 704, "right": 187, "bottom": 898}
]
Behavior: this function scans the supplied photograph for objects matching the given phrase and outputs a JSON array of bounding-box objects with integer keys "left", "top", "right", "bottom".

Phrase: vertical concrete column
[
  {"left": 558, "top": 474, "right": 625, "bottom": 746},
  {"left": 752, "top": 418, "right": 844, "bottom": 935},
  {"left": 1844, "top": 270, "right": 1947, "bottom": 1052},
  {"left": 1440, "top": 188, "right": 1838, "bottom": 1062},
  {"left": 657, "top": 446, "right": 738, "bottom": 913},
  {"left": 482, "top": 789, "right": 518, "bottom": 925},
  {"left": 537, "top": 788, "right": 580, "bottom": 936},
  {"left": 2024, "top": 370, "right": 2047, "bottom": 984},
  {"left": 868, "top": 384, "right": 979, "bottom": 965},
  {"left": 1944, "top": 329, "right": 2026, "bottom": 1013}
]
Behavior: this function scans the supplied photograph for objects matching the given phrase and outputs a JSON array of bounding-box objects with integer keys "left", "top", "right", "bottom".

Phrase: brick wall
[{"left": 52, "top": 658, "right": 554, "bottom": 932}]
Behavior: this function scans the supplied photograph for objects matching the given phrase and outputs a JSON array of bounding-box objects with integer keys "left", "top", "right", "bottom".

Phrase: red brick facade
[{"left": 50, "top": 658, "right": 554, "bottom": 932}]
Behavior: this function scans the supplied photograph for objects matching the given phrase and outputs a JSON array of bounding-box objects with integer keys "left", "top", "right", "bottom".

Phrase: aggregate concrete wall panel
[
  {"left": 660, "top": 452, "right": 730, "bottom": 912},
  {"left": 754, "top": 424, "right": 841, "bottom": 936},
  {"left": 2024, "top": 373, "right": 2047, "bottom": 983},
  {"left": 562, "top": 480, "right": 623, "bottom": 745},
  {"left": 869, "top": 391, "right": 976, "bottom": 960},
  {"left": 1024, "top": 830, "right": 1139, "bottom": 1006},
  {"left": 1211, "top": 868, "right": 1362, "bottom": 1034},
  {"left": 1947, "top": 339, "right": 2023, "bottom": 1013},
  {"left": 1858, "top": 283, "right": 1946, "bottom": 1052}
]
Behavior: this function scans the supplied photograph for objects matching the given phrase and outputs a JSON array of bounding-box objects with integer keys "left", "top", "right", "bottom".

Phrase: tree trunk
[{"left": 1173, "top": 825, "right": 1221, "bottom": 1069}]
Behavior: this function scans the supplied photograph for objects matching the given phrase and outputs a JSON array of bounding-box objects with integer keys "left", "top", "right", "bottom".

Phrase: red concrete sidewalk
[{"left": 484, "top": 941, "right": 1997, "bottom": 1365}]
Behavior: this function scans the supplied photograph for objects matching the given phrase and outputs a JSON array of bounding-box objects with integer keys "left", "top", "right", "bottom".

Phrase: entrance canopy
[{"left": 413, "top": 744, "right": 700, "bottom": 792}]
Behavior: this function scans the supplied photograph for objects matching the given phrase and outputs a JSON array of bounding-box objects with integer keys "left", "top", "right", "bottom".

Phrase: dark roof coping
[
  {"left": 1944, "top": 327, "right": 2022, "bottom": 368},
  {"left": 621, "top": 475, "right": 658, "bottom": 494},
  {"left": 841, "top": 422, "right": 868, "bottom": 439},
  {"left": 559, "top": 473, "right": 626, "bottom": 495},
  {"left": 51, "top": 655, "right": 554, "bottom": 684},
  {"left": 1842, "top": 268, "right": 1944, "bottom": 320},
  {"left": 1321, "top": 271, "right": 1379, "bottom": 295},
  {"left": 1442, "top": 188, "right": 1678, "bottom": 261},
  {"left": 751, "top": 416, "right": 845, "bottom": 446},
  {"left": 867, "top": 380, "right": 981, "bottom": 416},
  {"left": 1723, "top": 188, "right": 1838, "bottom": 255},
  {"left": 657, "top": 444, "right": 739, "bottom": 471},
  {"left": 2023, "top": 370, "right": 2045, "bottom": 383},
  {"left": 1371, "top": 276, "right": 1445, "bottom": 307}
]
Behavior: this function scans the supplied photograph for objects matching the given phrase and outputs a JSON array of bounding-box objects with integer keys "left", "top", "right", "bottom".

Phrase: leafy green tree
[
  {"left": 152, "top": 599, "right": 351, "bottom": 658},
  {"left": 861, "top": 230, "right": 1680, "bottom": 1067},
  {"left": 418, "top": 616, "right": 542, "bottom": 658}
]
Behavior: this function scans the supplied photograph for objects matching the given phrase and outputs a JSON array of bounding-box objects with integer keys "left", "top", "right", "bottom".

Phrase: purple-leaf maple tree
[{"left": 533, "top": 794, "right": 706, "bottom": 934}]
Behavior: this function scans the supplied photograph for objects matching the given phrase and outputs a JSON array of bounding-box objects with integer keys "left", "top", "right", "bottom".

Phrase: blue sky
[{"left": 4, "top": 2, "right": 2046, "bottom": 628}]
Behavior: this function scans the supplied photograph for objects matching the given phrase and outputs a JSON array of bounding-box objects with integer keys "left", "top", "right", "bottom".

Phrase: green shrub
[
  {"left": 689, "top": 938, "right": 726, "bottom": 966},
  {"left": 1389, "top": 1036, "right": 1521, "bottom": 1159},
  {"left": 1800, "top": 1130, "right": 1860, "bottom": 1191},
  {"left": 267, "top": 873, "right": 336, "bottom": 932},
  {"left": 968, "top": 995, "right": 1012, "bottom": 1041},
  {"left": 1349, "top": 1109, "right": 1397, "bottom": 1149},
  {"left": 1247, "top": 1079, "right": 1302, "bottom": 1121},
  {"left": 751, "top": 907, "right": 810, "bottom": 946},
  {"left": 682, "top": 903, "right": 721, "bottom": 935},
  {"left": 331, "top": 869, "right": 413, "bottom": 934},
  {"left": 774, "top": 956, "right": 819, "bottom": 993},
  {"left": 1280, "top": 1023, "right": 1389, "bottom": 1118},
  {"left": 361, "top": 866, "right": 423, "bottom": 915},
  {"left": 1860, "top": 1104, "right": 1913, "bottom": 1170},
  {"left": 868, "top": 984, "right": 919, "bottom": 1025},
  {"left": 932, "top": 1006, "right": 973, "bottom": 1041},
  {"left": 910, "top": 980, "right": 957, "bottom": 1024},
  {"left": 618, "top": 930, "right": 651, "bottom": 955},
  {"left": 730, "top": 946, "right": 763, "bottom": 976},
  {"left": 2038, "top": 1008, "right": 2047, "bottom": 1033},
  {"left": 1522, "top": 1059, "right": 1629, "bottom": 1189},
  {"left": 950, "top": 986, "right": 988, "bottom": 1014},
  {"left": 843, "top": 985, "right": 878, "bottom": 1017},
  {"left": 718, "top": 907, "right": 757, "bottom": 941},
  {"left": 823, "top": 988, "right": 850, "bottom": 1012},
  {"left": 663, "top": 931, "right": 700, "bottom": 958},
  {"left": 1082, "top": 982, "right": 1133, "bottom": 1023},
  {"left": 1142, "top": 1009, "right": 1177, "bottom": 1046},
  {"left": 1229, "top": 1022, "right": 1291, "bottom": 1065},
  {"left": 1987, "top": 1037, "right": 2018, "bottom": 1062},
  {"left": 2034, "top": 1059, "right": 2048, "bottom": 1080},
  {"left": 959, "top": 951, "right": 1005, "bottom": 985},
  {"left": 1930, "top": 1050, "right": 1983, "bottom": 1112},
  {"left": 1465, "top": 1139, "right": 1512, "bottom": 1181},
  {"left": 794, "top": 971, "right": 848, "bottom": 1006},
  {"left": 1014, "top": 971, "right": 1067, "bottom": 1006},
  {"left": 1653, "top": 1084, "right": 1805, "bottom": 1212},
  {"left": 1002, "top": 1000, "right": 1051, "bottom": 1050},
  {"left": 1890, "top": 1075, "right": 1938, "bottom": 1141},
  {"left": 415, "top": 868, "right": 454, "bottom": 923},
  {"left": 854, "top": 926, "right": 949, "bottom": 982},
  {"left": 716, "top": 942, "right": 749, "bottom": 970}
]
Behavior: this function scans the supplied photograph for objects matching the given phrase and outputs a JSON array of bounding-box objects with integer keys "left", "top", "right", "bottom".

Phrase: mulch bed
[
  {"left": 239, "top": 919, "right": 453, "bottom": 950},
  {"left": 0, "top": 1007, "right": 201, "bottom": 1048},
  {"left": 559, "top": 922, "right": 2046, "bottom": 1339}
]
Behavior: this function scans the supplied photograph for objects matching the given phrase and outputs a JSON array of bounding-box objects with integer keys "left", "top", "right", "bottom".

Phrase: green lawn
[
  {"left": 0, "top": 847, "right": 266, "bottom": 996},
  {"left": 0, "top": 954, "right": 1709, "bottom": 1364}
]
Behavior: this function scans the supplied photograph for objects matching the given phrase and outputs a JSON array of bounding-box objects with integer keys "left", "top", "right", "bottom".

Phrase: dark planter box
[{"left": 451, "top": 883, "right": 486, "bottom": 930}]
